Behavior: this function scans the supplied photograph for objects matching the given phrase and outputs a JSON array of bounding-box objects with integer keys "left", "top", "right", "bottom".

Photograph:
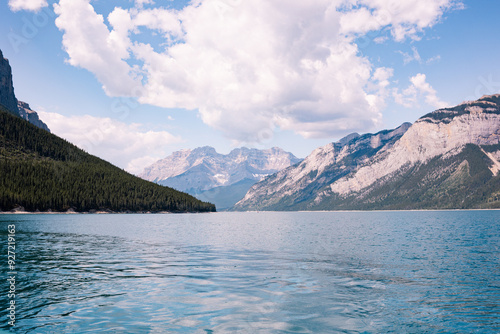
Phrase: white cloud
[
  {"left": 374, "top": 36, "right": 389, "bottom": 44},
  {"left": 127, "top": 156, "right": 161, "bottom": 175},
  {"left": 50, "top": 0, "right": 460, "bottom": 141},
  {"left": 38, "top": 111, "right": 182, "bottom": 174},
  {"left": 135, "top": 0, "right": 154, "bottom": 8},
  {"left": 410, "top": 73, "right": 448, "bottom": 108},
  {"left": 426, "top": 54, "right": 441, "bottom": 64},
  {"left": 398, "top": 46, "right": 441, "bottom": 65},
  {"left": 53, "top": 0, "right": 141, "bottom": 96},
  {"left": 8, "top": 0, "right": 47, "bottom": 12},
  {"left": 393, "top": 85, "right": 418, "bottom": 108},
  {"left": 341, "top": 0, "right": 462, "bottom": 41},
  {"left": 399, "top": 46, "right": 422, "bottom": 64},
  {"left": 393, "top": 73, "right": 448, "bottom": 109}
]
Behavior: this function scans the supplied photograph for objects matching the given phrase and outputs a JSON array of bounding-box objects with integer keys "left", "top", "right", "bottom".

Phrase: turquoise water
[{"left": 0, "top": 211, "right": 498, "bottom": 333}]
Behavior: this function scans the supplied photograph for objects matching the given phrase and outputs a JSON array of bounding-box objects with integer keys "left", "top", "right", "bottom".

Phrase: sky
[{"left": 1, "top": 0, "right": 500, "bottom": 174}]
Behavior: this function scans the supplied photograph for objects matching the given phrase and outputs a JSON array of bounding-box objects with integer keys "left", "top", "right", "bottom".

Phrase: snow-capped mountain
[
  {"left": 235, "top": 94, "right": 500, "bottom": 210},
  {"left": 139, "top": 146, "right": 302, "bottom": 210}
]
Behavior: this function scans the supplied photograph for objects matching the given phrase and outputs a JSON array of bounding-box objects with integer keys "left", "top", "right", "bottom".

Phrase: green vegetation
[
  {"left": 315, "top": 144, "right": 500, "bottom": 210},
  {"left": 0, "top": 108, "right": 216, "bottom": 213},
  {"left": 421, "top": 94, "right": 500, "bottom": 123},
  {"left": 241, "top": 143, "right": 500, "bottom": 211}
]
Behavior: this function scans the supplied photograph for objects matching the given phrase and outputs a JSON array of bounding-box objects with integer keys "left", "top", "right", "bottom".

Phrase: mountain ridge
[
  {"left": 233, "top": 122, "right": 411, "bottom": 210},
  {"left": 0, "top": 48, "right": 214, "bottom": 213},
  {"left": 331, "top": 94, "right": 500, "bottom": 195},
  {"left": 0, "top": 49, "right": 50, "bottom": 131},
  {"left": 234, "top": 95, "right": 500, "bottom": 211},
  {"left": 17, "top": 101, "right": 50, "bottom": 132},
  {"left": 0, "top": 107, "right": 215, "bottom": 213},
  {"left": 139, "top": 146, "right": 302, "bottom": 210}
]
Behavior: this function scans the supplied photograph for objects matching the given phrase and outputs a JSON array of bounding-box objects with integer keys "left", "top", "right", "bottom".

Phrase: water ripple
[{"left": 0, "top": 211, "right": 498, "bottom": 333}]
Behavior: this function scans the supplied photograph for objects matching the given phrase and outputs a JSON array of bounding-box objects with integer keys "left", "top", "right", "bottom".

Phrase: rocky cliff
[
  {"left": 139, "top": 146, "right": 302, "bottom": 210},
  {"left": 330, "top": 95, "right": 500, "bottom": 195},
  {"left": 234, "top": 123, "right": 411, "bottom": 210},
  {"left": 17, "top": 101, "right": 50, "bottom": 132},
  {"left": 0, "top": 50, "right": 20, "bottom": 116},
  {"left": 235, "top": 95, "right": 500, "bottom": 210},
  {"left": 0, "top": 49, "right": 50, "bottom": 132}
]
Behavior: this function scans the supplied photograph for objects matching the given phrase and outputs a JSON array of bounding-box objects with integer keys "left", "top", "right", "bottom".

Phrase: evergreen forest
[{"left": 0, "top": 107, "right": 216, "bottom": 213}]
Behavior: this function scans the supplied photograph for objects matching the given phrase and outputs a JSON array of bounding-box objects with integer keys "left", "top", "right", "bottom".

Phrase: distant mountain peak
[
  {"left": 337, "top": 132, "right": 360, "bottom": 146},
  {"left": 140, "top": 146, "right": 301, "bottom": 185},
  {"left": 192, "top": 146, "right": 218, "bottom": 155},
  {"left": 420, "top": 93, "right": 500, "bottom": 124},
  {"left": 17, "top": 101, "right": 50, "bottom": 132},
  {"left": 139, "top": 146, "right": 302, "bottom": 210}
]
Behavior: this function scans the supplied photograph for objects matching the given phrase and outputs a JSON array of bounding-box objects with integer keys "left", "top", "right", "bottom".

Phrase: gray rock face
[
  {"left": 0, "top": 50, "right": 20, "bottom": 116},
  {"left": 0, "top": 49, "right": 50, "bottom": 132},
  {"left": 234, "top": 123, "right": 411, "bottom": 210},
  {"left": 17, "top": 101, "right": 50, "bottom": 132},
  {"left": 140, "top": 146, "right": 302, "bottom": 192},
  {"left": 330, "top": 95, "right": 500, "bottom": 195},
  {"left": 234, "top": 94, "right": 500, "bottom": 210},
  {"left": 139, "top": 146, "right": 302, "bottom": 209}
]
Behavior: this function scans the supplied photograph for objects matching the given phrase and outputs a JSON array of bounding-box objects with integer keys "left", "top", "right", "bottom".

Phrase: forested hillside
[{"left": 0, "top": 107, "right": 215, "bottom": 213}]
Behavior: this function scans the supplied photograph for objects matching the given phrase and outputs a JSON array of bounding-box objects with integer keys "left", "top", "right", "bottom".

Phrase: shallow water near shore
[{"left": 0, "top": 211, "right": 498, "bottom": 333}]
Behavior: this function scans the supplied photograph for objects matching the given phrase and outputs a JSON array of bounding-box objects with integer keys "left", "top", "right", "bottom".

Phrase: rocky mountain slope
[
  {"left": 233, "top": 123, "right": 411, "bottom": 210},
  {"left": 0, "top": 49, "right": 50, "bottom": 131},
  {"left": 139, "top": 146, "right": 302, "bottom": 210},
  {"left": 0, "top": 50, "right": 19, "bottom": 116},
  {"left": 235, "top": 95, "right": 500, "bottom": 210},
  {"left": 17, "top": 101, "right": 50, "bottom": 132}
]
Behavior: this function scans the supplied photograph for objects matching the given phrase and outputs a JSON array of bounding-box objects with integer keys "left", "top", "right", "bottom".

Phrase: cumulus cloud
[
  {"left": 8, "top": 0, "right": 47, "bottom": 12},
  {"left": 410, "top": 73, "right": 448, "bottom": 108},
  {"left": 53, "top": 0, "right": 141, "bottom": 96},
  {"left": 135, "top": 0, "right": 155, "bottom": 8},
  {"left": 51, "top": 0, "right": 460, "bottom": 141},
  {"left": 393, "top": 73, "right": 448, "bottom": 109},
  {"left": 38, "top": 111, "right": 182, "bottom": 174},
  {"left": 339, "top": 0, "right": 460, "bottom": 41}
]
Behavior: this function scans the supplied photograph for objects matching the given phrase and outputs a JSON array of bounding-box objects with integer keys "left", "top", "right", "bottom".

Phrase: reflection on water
[{"left": 0, "top": 211, "right": 499, "bottom": 333}]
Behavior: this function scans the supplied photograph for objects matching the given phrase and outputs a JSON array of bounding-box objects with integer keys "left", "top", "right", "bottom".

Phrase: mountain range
[
  {"left": 0, "top": 48, "right": 214, "bottom": 213},
  {"left": 139, "top": 147, "right": 301, "bottom": 210},
  {"left": 234, "top": 95, "right": 500, "bottom": 210},
  {"left": 3, "top": 46, "right": 499, "bottom": 212}
]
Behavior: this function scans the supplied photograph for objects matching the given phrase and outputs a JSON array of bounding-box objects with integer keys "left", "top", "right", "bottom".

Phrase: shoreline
[
  {"left": 0, "top": 207, "right": 213, "bottom": 214},
  {"left": 0, "top": 211, "right": 174, "bottom": 214},
  {"left": 1, "top": 208, "right": 498, "bottom": 215},
  {"left": 0, "top": 211, "right": 214, "bottom": 214}
]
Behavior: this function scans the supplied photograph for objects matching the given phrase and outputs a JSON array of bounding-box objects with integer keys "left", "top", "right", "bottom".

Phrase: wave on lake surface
[{"left": 0, "top": 211, "right": 498, "bottom": 333}]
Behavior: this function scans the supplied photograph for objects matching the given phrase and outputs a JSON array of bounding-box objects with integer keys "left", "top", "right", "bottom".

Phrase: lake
[{"left": 0, "top": 211, "right": 498, "bottom": 333}]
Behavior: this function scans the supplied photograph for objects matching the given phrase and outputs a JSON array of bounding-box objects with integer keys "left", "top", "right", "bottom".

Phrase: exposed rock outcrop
[
  {"left": 234, "top": 123, "right": 411, "bottom": 210},
  {"left": 17, "top": 101, "right": 50, "bottom": 132},
  {"left": 0, "top": 49, "right": 50, "bottom": 132},
  {"left": 235, "top": 95, "right": 500, "bottom": 210},
  {"left": 139, "top": 146, "right": 302, "bottom": 210},
  {"left": 0, "top": 50, "right": 20, "bottom": 116},
  {"left": 330, "top": 95, "right": 500, "bottom": 195}
]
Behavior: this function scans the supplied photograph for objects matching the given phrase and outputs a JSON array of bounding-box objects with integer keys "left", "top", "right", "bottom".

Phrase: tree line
[{"left": 0, "top": 109, "right": 216, "bottom": 213}]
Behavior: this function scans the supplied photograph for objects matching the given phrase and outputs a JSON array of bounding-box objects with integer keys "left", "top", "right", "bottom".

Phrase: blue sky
[{"left": 1, "top": 0, "right": 499, "bottom": 173}]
